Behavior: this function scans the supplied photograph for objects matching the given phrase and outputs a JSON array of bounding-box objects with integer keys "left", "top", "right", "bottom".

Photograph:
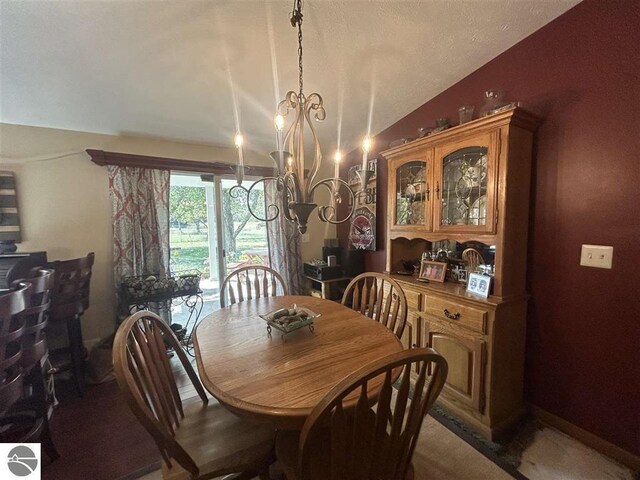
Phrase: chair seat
[
  {"left": 275, "top": 428, "right": 414, "bottom": 480},
  {"left": 163, "top": 398, "right": 275, "bottom": 480}
]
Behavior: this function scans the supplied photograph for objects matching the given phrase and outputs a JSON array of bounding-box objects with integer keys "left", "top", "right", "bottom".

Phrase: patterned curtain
[
  {"left": 107, "top": 166, "right": 170, "bottom": 290},
  {"left": 265, "top": 181, "right": 303, "bottom": 295}
]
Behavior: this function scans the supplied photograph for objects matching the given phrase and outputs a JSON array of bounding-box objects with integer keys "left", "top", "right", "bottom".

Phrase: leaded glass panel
[
  {"left": 441, "top": 147, "right": 488, "bottom": 226},
  {"left": 395, "top": 160, "right": 426, "bottom": 226}
]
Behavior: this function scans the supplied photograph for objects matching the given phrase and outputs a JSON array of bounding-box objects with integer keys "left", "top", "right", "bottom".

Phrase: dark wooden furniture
[
  {"left": 341, "top": 272, "right": 409, "bottom": 339},
  {"left": 193, "top": 295, "right": 404, "bottom": 429},
  {"left": 48, "top": 252, "right": 95, "bottom": 396},
  {"left": 382, "top": 107, "right": 539, "bottom": 439},
  {"left": 3, "top": 269, "right": 59, "bottom": 460},
  {"left": 275, "top": 348, "right": 448, "bottom": 480},
  {"left": 304, "top": 275, "right": 351, "bottom": 301},
  {"left": 113, "top": 311, "right": 274, "bottom": 480},
  {"left": 220, "top": 265, "right": 287, "bottom": 308},
  {"left": 0, "top": 251, "right": 47, "bottom": 290},
  {"left": 0, "top": 283, "right": 28, "bottom": 438},
  {"left": 87, "top": 149, "right": 279, "bottom": 179}
]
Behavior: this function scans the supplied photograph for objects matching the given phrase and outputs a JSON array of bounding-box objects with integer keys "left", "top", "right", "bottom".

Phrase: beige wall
[{"left": 0, "top": 123, "right": 334, "bottom": 346}]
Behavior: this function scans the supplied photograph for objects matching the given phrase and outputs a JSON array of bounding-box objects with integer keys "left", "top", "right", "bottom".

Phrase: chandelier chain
[{"left": 291, "top": 0, "right": 304, "bottom": 95}]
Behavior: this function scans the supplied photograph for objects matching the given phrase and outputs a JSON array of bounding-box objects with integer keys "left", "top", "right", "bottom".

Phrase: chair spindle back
[
  {"left": 341, "top": 273, "right": 408, "bottom": 338},
  {"left": 299, "top": 348, "right": 448, "bottom": 480},
  {"left": 461, "top": 248, "right": 485, "bottom": 272},
  {"left": 220, "top": 265, "right": 287, "bottom": 308},
  {"left": 113, "top": 311, "right": 209, "bottom": 475}
]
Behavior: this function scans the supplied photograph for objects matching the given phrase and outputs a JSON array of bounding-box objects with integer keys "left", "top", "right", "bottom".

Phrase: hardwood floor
[{"left": 43, "top": 352, "right": 636, "bottom": 480}]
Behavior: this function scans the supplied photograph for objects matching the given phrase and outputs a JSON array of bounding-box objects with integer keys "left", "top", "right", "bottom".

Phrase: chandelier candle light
[{"left": 230, "top": 0, "right": 373, "bottom": 234}]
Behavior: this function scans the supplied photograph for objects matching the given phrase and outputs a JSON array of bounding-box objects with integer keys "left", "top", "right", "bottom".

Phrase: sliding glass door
[{"left": 169, "top": 173, "right": 269, "bottom": 322}]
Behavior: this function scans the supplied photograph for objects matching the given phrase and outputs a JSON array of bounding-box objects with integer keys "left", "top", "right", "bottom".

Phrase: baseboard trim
[{"left": 531, "top": 405, "right": 640, "bottom": 472}]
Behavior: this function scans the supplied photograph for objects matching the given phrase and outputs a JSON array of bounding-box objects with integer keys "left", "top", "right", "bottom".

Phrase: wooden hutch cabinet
[{"left": 381, "top": 107, "right": 539, "bottom": 440}]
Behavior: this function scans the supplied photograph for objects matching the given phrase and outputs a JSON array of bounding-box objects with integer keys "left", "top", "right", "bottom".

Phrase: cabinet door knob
[
  {"left": 426, "top": 182, "right": 430, "bottom": 201},
  {"left": 435, "top": 181, "right": 440, "bottom": 199},
  {"left": 443, "top": 309, "right": 460, "bottom": 320}
]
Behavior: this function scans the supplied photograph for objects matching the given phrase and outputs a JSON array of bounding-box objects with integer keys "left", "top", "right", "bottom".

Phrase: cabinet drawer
[
  {"left": 383, "top": 284, "right": 422, "bottom": 311},
  {"left": 423, "top": 296, "right": 487, "bottom": 334}
]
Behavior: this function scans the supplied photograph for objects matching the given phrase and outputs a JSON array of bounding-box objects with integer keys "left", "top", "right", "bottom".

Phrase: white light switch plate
[
  {"left": 301, "top": 233, "right": 310, "bottom": 243},
  {"left": 580, "top": 245, "right": 613, "bottom": 269}
]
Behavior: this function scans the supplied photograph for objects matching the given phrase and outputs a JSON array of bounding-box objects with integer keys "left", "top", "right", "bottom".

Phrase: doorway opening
[{"left": 169, "top": 173, "right": 270, "bottom": 323}]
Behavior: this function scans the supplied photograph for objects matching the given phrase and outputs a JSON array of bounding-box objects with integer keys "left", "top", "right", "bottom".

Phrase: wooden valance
[{"left": 86, "top": 149, "right": 277, "bottom": 177}]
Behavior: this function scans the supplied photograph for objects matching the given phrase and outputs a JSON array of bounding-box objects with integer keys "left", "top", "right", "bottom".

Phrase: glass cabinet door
[
  {"left": 435, "top": 133, "right": 497, "bottom": 233},
  {"left": 393, "top": 160, "right": 428, "bottom": 228}
]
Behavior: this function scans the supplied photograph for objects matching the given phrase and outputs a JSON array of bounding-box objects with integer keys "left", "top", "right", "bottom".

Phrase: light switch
[
  {"left": 301, "top": 233, "right": 310, "bottom": 243},
  {"left": 580, "top": 245, "right": 613, "bottom": 269}
]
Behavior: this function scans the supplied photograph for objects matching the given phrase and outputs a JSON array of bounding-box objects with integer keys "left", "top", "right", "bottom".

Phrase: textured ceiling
[{"left": 0, "top": 0, "right": 579, "bottom": 156}]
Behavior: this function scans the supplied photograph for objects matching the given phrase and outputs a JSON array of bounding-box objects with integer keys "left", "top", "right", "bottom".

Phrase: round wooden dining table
[{"left": 193, "top": 295, "right": 403, "bottom": 429}]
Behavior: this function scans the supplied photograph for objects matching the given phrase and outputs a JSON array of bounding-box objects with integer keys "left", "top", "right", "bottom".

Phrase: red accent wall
[{"left": 338, "top": 0, "right": 640, "bottom": 455}]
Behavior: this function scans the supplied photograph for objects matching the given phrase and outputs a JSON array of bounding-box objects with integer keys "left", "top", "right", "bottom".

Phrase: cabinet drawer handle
[{"left": 443, "top": 309, "right": 460, "bottom": 320}]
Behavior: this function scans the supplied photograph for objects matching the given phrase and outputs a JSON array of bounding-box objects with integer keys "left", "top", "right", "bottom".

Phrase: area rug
[
  {"left": 428, "top": 405, "right": 531, "bottom": 480},
  {"left": 42, "top": 379, "right": 160, "bottom": 480}
]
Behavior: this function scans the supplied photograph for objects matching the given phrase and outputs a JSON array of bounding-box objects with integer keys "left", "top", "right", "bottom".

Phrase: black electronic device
[
  {"left": 303, "top": 262, "right": 344, "bottom": 280},
  {"left": 321, "top": 246, "right": 343, "bottom": 264}
]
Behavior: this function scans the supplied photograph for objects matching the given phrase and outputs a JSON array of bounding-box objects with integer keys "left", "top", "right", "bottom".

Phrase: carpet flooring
[{"left": 42, "top": 380, "right": 160, "bottom": 480}]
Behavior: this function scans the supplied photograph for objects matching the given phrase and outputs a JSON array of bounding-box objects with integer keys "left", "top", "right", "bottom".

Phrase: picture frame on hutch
[
  {"left": 418, "top": 260, "right": 447, "bottom": 283},
  {"left": 467, "top": 272, "right": 491, "bottom": 298}
]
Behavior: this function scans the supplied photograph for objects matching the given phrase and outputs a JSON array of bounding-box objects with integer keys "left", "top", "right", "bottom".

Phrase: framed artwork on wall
[{"left": 348, "top": 158, "right": 377, "bottom": 251}]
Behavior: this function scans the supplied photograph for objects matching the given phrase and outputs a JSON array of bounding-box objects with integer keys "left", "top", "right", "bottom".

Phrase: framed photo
[
  {"left": 457, "top": 269, "right": 468, "bottom": 284},
  {"left": 418, "top": 260, "right": 447, "bottom": 283},
  {"left": 467, "top": 273, "right": 491, "bottom": 298}
]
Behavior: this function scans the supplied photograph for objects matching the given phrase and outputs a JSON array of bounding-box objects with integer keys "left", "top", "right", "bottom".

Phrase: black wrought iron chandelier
[{"left": 231, "top": 0, "right": 373, "bottom": 234}]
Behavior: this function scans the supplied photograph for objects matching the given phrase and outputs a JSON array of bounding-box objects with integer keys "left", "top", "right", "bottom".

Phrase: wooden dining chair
[
  {"left": 113, "top": 311, "right": 275, "bottom": 480},
  {"left": 0, "top": 283, "right": 29, "bottom": 437},
  {"left": 461, "top": 248, "right": 485, "bottom": 272},
  {"left": 275, "top": 348, "right": 448, "bottom": 480},
  {"left": 220, "top": 265, "right": 287, "bottom": 308},
  {"left": 5, "top": 268, "right": 60, "bottom": 460},
  {"left": 48, "top": 252, "right": 95, "bottom": 396},
  {"left": 341, "top": 273, "right": 408, "bottom": 339}
]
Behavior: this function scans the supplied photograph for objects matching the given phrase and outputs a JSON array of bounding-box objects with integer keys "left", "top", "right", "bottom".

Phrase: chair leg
[
  {"left": 30, "top": 365, "right": 60, "bottom": 461},
  {"left": 67, "top": 314, "right": 86, "bottom": 396},
  {"left": 41, "top": 417, "right": 60, "bottom": 461}
]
